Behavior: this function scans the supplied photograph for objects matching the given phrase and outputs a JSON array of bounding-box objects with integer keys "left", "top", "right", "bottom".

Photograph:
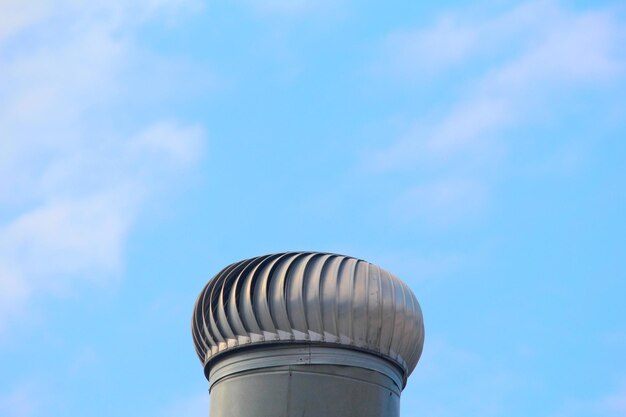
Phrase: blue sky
[{"left": 1, "top": 0, "right": 625, "bottom": 416}]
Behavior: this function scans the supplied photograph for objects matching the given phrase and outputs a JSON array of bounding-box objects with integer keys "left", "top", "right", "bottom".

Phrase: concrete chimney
[{"left": 192, "top": 252, "right": 425, "bottom": 417}]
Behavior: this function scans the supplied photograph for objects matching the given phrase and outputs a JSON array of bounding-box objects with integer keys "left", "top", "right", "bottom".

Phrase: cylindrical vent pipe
[{"left": 191, "top": 252, "right": 425, "bottom": 417}]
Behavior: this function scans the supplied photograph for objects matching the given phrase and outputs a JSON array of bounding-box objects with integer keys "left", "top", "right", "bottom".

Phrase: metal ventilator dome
[{"left": 192, "top": 252, "right": 425, "bottom": 383}]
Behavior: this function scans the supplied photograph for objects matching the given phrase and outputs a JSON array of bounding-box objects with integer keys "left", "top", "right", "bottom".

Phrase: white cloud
[
  {"left": 487, "top": 10, "right": 621, "bottom": 90},
  {"left": 0, "top": 1, "right": 208, "bottom": 331},
  {"left": 369, "top": 0, "right": 625, "bottom": 225},
  {"left": 380, "top": 1, "right": 622, "bottom": 81},
  {"left": 133, "top": 121, "right": 206, "bottom": 167},
  {"left": 0, "top": 186, "right": 139, "bottom": 283},
  {"left": 375, "top": 1, "right": 624, "bottom": 169},
  {"left": 240, "top": 0, "right": 339, "bottom": 15},
  {"left": 370, "top": 97, "right": 510, "bottom": 172},
  {"left": 0, "top": 0, "right": 52, "bottom": 42},
  {"left": 600, "top": 385, "right": 626, "bottom": 415},
  {"left": 393, "top": 179, "right": 487, "bottom": 226},
  {"left": 0, "top": 266, "right": 30, "bottom": 327},
  {"left": 381, "top": 16, "right": 479, "bottom": 77},
  {"left": 0, "top": 383, "right": 38, "bottom": 417}
]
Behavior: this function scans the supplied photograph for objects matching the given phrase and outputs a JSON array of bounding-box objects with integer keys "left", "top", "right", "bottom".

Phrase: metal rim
[{"left": 206, "top": 343, "right": 406, "bottom": 392}]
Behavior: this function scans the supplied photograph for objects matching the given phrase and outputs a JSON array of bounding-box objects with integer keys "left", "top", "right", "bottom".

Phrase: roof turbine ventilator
[{"left": 192, "top": 251, "right": 425, "bottom": 417}]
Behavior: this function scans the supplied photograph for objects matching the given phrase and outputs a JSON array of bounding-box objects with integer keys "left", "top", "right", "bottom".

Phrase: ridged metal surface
[{"left": 192, "top": 252, "right": 425, "bottom": 377}]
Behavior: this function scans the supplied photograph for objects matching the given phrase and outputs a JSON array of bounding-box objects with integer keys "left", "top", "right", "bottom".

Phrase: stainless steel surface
[
  {"left": 192, "top": 252, "right": 425, "bottom": 379},
  {"left": 208, "top": 344, "right": 405, "bottom": 392},
  {"left": 209, "top": 360, "right": 401, "bottom": 417}
]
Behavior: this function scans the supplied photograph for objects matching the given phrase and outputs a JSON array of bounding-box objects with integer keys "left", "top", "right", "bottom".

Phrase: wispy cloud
[
  {"left": 239, "top": 0, "right": 341, "bottom": 16},
  {"left": 600, "top": 384, "right": 626, "bottom": 416},
  {"left": 379, "top": 1, "right": 622, "bottom": 82},
  {"left": 0, "top": 1, "right": 208, "bottom": 331},
  {"left": 368, "top": 0, "right": 625, "bottom": 226},
  {"left": 0, "top": 382, "right": 38, "bottom": 417},
  {"left": 392, "top": 179, "right": 487, "bottom": 225},
  {"left": 370, "top": 97, "right": 510, "bottom": 172}
]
